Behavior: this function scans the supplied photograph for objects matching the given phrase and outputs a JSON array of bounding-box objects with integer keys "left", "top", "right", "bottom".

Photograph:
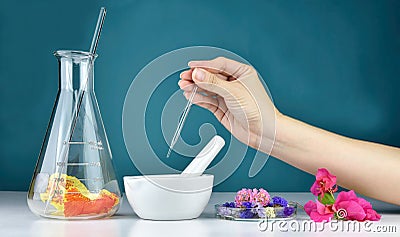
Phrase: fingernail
[{"left": 193, "top": 68, "right": 205, "bottom": 81}]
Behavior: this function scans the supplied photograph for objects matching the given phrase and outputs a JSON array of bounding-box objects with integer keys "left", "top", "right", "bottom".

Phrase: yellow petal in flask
[{"left": 40, "top": 173, "right": 119, "bottom": 217}]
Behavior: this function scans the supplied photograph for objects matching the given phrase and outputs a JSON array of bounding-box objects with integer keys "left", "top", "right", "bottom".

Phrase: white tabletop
[{"left": 0, "top": 191, "right": 399, "bottom": 236}]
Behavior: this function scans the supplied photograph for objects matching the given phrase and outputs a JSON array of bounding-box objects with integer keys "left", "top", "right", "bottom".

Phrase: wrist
[
  {"left": 248, "top": 110, "right": 285, "bottom": 155},
  {"left": 270, "top": 113, "right": 291, "bottom": 158}
]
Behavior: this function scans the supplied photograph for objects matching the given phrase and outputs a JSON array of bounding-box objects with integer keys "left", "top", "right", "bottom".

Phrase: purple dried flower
[
  {"left": 242, "top": 201, "right": 253, "bottom": 208},
  {"left": 257, "top": 208, "right": 266, "bottom": 218},
  {"left": 222, "top": 202, "right": 236, "bottom": 208},
  {"left": 271, "top": 196, "right": 288, "bottom": 207},
  {"left": 283, "top": 206, "right": 295, "bottom": 217},
  {"left": 239, "top": 209, "right": 254, "bottom": 218},
  {"left": 217, "top": 206, "right": 232, "bottom": 216}
]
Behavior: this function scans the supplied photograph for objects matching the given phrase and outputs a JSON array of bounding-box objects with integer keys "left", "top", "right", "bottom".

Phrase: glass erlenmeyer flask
[{"left": 28, "top": 50, "right": 121, "bottom": 219}]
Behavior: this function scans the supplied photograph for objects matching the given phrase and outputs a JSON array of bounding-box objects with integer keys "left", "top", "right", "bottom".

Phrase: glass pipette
[{"left": 166, "top": 85, "right": 198, "bottom": 158}]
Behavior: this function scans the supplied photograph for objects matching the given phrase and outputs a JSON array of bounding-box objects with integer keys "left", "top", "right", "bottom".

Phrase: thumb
[{"left": 192, "top": 68, "right": 231, "bottom": 97}]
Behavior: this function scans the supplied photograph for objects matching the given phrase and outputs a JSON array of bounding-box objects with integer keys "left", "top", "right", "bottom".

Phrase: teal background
[{"left": 1, "top": 0, "right": 399, "bottom": 191}]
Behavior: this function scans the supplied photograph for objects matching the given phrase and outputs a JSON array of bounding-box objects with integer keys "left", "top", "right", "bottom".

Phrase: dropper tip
[{"left": 166, "top": 149, "right": 172, "bottom": 158}]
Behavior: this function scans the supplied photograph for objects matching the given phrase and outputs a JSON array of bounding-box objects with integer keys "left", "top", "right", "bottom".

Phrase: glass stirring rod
[{"left": 167, "top": 85, "right": 198, "bottom": 158}]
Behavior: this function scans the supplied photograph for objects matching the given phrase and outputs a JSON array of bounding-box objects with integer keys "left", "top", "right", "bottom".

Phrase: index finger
[
  {"left": 188, "top": 56, "right": 250, "bottom": 78},
  {"left": 180, "top": 68, "right": 228, "bottom": 81}
]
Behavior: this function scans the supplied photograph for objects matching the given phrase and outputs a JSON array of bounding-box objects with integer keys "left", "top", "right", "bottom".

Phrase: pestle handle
[{"left": 181, "top": 135, "right": 225, "bottom": 176}]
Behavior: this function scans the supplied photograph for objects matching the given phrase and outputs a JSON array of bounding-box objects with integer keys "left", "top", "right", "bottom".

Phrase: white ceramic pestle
[{"left": 181, "top": 135, "right": 225, "bottom": 176}]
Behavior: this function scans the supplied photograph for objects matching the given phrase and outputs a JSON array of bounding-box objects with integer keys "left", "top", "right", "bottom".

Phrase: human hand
[
  {"left": 179, "top": 58, "right": 400, "bottom": 206},
  {"left": 179, "top": 57, "right": 279, "bottom": 154}
]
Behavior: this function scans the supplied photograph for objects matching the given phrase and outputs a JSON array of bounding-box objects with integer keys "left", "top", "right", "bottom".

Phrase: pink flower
[
  {"left": 305, "top": 168, "right": 381, "bottom": 222},
  {"left": 304, "top": 200, "right": 334, "bottom": 222},
  {"left": 235, "top": 188, "right": 271, "bottom": 207},
  {"left": 333, "top": 190, "right": 380, "bottom": 221},
  {"left": 235, "top": 188, "right": 253, "bottom": 207},
  {"left": 254, "top": 188, "right": 270, "bottom": 206},
  {"left": 348, "top": 191, "right": 380, "bottom": 221},
  {"left": 250, "top": 188, "right": 258, "bottom": 202},
  {"left": 333, "top": 190, "right": 366, "bottom": 221},
  {"left": 310, "top": 168, "right": 338, "bottom": 196},
  {"left": 356, "top": 197, "right": 380, "bottom": 220},
  {"left": 364, "top": 208, "right": 381, "bottom": 221}
]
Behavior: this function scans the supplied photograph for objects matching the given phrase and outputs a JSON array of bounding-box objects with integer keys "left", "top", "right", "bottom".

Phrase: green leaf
[
  {"left": 334, "top": 212, "right": 347, "bottom": 221},
  {"left": 318, "top": 192, "right": 335, "bottom": 205}
]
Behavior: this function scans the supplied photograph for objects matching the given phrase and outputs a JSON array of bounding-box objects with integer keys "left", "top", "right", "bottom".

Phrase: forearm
[{"left": 271, "top": 115, "right": 400, "bottom": 205}]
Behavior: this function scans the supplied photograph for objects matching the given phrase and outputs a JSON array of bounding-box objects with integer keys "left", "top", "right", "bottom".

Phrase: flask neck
[{"left": 55, "top": 50, "right": 97, "bottom": 91}]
